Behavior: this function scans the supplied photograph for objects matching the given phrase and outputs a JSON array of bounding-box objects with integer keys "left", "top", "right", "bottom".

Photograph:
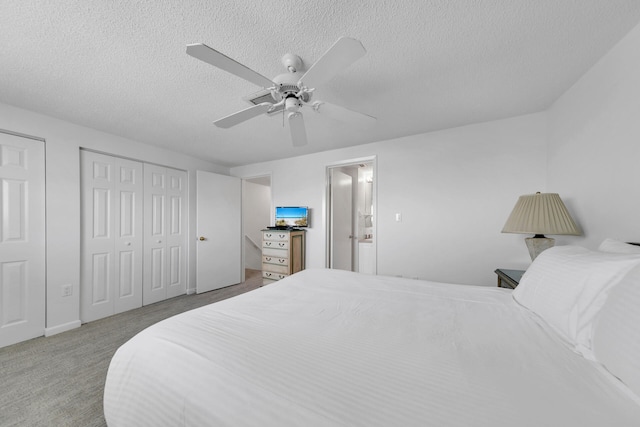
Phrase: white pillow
[
  {"left": 592, "top": 264, "right": 640, "bottom": 398},
  {"left": 513, "top": 245, "right": 640, "bottom": 353},
  {"left": 598, "top": 238, "right": 640, "bottom": 254}
]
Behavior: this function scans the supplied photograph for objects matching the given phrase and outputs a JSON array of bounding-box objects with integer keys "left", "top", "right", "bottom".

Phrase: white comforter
[{"left": 104, "top": 269, "right": 640, "bottom": 426}]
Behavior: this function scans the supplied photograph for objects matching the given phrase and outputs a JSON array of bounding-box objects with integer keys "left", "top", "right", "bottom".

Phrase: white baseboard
[
  {"left": 44, "top": 320, "right": 81, "bottom": 337},
  {"left": 186, "top": 288, "right": 196, "bottom": 295}
]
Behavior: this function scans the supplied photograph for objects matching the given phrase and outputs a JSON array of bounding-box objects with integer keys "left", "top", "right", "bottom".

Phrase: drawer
[
  {"left": 262, "top": 247, "right": 288, "bottom": 257},
  {"left": 262, "top": 240, "right": 289, "bottom": 250},
  {"left": 262, "top": 263, "right": 289, "bottom": 275},
  {"left": 262, "top": 255, "right": 289, "bottom": 266},
  {"left": 262, "top": 232, "right": 289, "bottom": 241},
  {"left": 262, "top": 271, "right": 288, "bottom": 281}
]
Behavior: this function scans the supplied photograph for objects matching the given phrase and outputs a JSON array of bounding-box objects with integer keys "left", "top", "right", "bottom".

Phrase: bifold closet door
[
  {"left": 80, "top": 151, "right": 143, "bottom": 323},
  {"left": 143, "top": 164, "right": 187, "bottom": 305},
  {"left": 0, "top": 132, "right": 45, "bottom": 348}
]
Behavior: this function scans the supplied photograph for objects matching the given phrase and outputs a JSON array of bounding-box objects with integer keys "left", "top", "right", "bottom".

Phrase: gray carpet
[{"left": 0, "top": 270, "right": 263, "bottom": 427}]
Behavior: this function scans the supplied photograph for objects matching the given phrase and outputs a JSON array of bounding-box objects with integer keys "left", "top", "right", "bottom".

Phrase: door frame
[{"left": 325, "top": 155, "right": 377, "bottom": 272}]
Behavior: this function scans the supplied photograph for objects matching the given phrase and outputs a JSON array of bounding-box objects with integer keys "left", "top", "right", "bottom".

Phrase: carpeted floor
[{"left": 0, "top": 269, "right": 263, "bottom": 427}]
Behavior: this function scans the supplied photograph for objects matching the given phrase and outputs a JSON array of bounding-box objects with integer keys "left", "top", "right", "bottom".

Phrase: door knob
[{"left": 199, "top": 236, "right": 206, "bottom": 241}]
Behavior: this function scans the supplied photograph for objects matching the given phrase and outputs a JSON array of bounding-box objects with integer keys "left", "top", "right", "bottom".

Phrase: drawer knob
[
  {"left": 278, "top": 243, "right": 285, "bottom": 247},
  {"left": 279, "top": 259, "right": 285, "bottom": 263},
  {"left": 266, "top": 257, "right": 272, "bottom": 261},
  {"left": 265, "top": 242, "right": 271, "bottom": 246}
]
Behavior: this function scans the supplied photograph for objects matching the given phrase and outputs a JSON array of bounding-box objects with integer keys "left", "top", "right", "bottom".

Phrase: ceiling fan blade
[
  {"left": 186, "top": 43, "right": 274, "bottom": 89},
  {"left": 214, "top": 102, "right": 273, "bottom": 128},
  {"left": 312, "top": 101, "right": 376, "bottom": 127},
  {"left": 288, "top": 112, "right": 308, "bottom": 147},
  {"left": 298, "top": 37, "right": 366, "bottom": 89}
]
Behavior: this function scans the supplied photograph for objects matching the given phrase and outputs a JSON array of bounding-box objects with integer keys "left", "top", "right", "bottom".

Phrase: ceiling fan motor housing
[{"left": 271, "top": 71, "right": 311, "bottom": 103}]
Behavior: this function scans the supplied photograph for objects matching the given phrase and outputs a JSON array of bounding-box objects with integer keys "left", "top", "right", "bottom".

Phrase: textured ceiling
[{"left": 1, "top": 1, "right": 640, "bottom": 167}]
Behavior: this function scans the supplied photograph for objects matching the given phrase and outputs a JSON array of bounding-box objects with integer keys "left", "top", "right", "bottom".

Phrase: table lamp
[{"left": 502, "top": 192, "right": 581, "bottom": 260}]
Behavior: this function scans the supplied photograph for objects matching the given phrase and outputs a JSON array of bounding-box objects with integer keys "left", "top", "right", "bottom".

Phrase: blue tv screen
[{"left": 275, "top": 206, "right": 309, "bottom": 228}]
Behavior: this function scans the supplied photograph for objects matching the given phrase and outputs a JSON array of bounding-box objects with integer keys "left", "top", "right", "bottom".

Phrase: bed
[{"left": 104, "top": 240, "right": 640, "bottom": 426}]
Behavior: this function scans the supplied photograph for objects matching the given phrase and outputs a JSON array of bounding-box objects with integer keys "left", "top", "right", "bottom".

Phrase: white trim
[
  {"left": 0, "top": 128, "right": 45, "bottom": 142},
  {"left": 44, "top": 320, "right": 81, "bottom": 337}
]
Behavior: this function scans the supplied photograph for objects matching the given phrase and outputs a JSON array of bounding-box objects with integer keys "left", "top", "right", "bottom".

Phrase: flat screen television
[{"left": 275, "top": 206, "right": 309, "bottom": 228}]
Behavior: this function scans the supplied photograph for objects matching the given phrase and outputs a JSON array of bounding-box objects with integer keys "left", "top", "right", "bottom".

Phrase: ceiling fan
[{"left": 186, "top": 37, "right": 376, "bottom": 147}]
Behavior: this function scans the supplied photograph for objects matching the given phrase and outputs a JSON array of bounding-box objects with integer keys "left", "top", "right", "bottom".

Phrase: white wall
[
  {"left": 242, "top": 180, "right": 271, "bottom": 270},
  {"left": 0, "top": 102, "right": 227, "bottom": 335},
  {"left": 232, "top": 112, "right": 547, "bottom": 286},
  {"left": 547, "top": 21, "right": 640, "bottom": 248}
]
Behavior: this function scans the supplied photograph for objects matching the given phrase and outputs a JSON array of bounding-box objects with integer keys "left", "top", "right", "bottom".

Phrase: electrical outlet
[{"left": 62, "top": 284, "right": 72, "bottom": 297}]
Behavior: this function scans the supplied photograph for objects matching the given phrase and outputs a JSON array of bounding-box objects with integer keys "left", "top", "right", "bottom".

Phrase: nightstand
[{"left": 494, "top": 269, "right": 525, "bottom": 289}]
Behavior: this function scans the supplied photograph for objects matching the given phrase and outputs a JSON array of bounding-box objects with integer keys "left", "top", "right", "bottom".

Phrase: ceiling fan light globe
[{"left": 285, "top": 97, "right": 301, "bottom": 112}]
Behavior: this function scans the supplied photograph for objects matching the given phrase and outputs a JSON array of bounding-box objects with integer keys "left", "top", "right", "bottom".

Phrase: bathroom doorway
[{"left": 326, "top": 157, "right": 376, "bottom": 274}]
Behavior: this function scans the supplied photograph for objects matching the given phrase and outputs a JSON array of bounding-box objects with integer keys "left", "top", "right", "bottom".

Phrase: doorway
[
  {"left": 242, "top": 175, "right": 272, "bottom": 281},
  {"left": 326, "top": 157, "right": 376, "bottom": 273}
]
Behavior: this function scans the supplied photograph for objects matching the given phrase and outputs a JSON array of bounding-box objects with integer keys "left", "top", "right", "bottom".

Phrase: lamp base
[{"left": 525, "top": 236, "right": 555, "bottom": 261}]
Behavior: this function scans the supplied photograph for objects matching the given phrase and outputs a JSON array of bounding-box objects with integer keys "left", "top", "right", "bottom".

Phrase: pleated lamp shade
[
  {"left": 502, "top": 192, "right": 581, "bottom": 236},
  {"left": 502, "top": 192, "right": 581, "bottom": 260}
]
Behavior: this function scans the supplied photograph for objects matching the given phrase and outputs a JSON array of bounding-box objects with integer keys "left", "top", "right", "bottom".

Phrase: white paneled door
[
  {"left": 80, "top": 151, "right": 143, "bottom": 322},
  {"left": 196, "top": 171, "right": 241, "bottom": 293},
  {"left": 0, "top": 132, "right": 45, "bottom": 348},
  {"left": 143, "top": 164, "right": 187, "bottom": 305}
]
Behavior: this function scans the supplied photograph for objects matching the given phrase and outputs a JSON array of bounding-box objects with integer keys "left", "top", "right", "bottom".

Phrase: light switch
[{"left": 395, "top": 212, "right": 402, "bottom": 222}]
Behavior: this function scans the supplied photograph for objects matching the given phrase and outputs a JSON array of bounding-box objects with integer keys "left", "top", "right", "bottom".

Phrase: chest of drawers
[{"left": 262, "top": 229, "right": 306, "bottom": 285}]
